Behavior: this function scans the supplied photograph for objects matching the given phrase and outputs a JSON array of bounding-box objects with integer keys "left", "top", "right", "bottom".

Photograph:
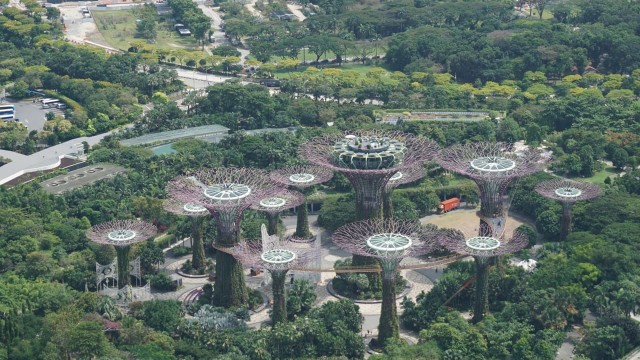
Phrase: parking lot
[{"left": 3, "top": 99, "right": 60, "bottom": 131}]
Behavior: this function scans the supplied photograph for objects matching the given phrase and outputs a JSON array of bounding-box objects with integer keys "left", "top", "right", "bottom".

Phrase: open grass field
[
  {"left": 92, "top": 10, "right": 200, "bottom": 51},
  {"left": 571, "top": 165, "right": 620, "bottom": 185}
]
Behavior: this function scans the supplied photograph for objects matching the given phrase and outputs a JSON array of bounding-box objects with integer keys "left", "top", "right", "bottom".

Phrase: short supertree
[
  {"left": 332, "top": 219, "right": 443, "bottom": 345},
  {"left": 384, "top": 166, "right": 426, "bottom": 219},
  {"left": 163, "top": 200, "right": 209, "bottom": 272},
  {"left": 436, "top": 142, "right": 545, "bottom": 235},
  {"left": 232, "top": 224, "right": 317, "bottom": 324},
  {"left": 166, "top": 168, "right": 283, "bottom": 308},
  {"left": 250, "top": 189, "right": 305, "bottom": 236},
  {"left": 86, "top": 220, "right": 157, "bottom": 288},
  {"left": 535, "top": 178, "right": 602, "bottom": 241},
  {"left": 299, "top": 131, "right": 439, "bottom": 290},
  {"left": 270, "top": 165, "right": 334, "bottom": 239},
  {"left": 439, "top": 227, "right": 529, "bottom": 323}
]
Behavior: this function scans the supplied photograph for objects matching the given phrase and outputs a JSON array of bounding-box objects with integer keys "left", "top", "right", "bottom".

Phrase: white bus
[
  {"left": 0, "top": 105, "right": 15, "bottom": 120},
  {"left": 42, "top": 99, "right": 60, "bottom": 108}
]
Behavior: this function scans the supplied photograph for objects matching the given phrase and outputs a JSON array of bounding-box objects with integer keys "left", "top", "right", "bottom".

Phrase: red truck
[{"left": 438, "top": 198, "right": 460, "bottom": 213}]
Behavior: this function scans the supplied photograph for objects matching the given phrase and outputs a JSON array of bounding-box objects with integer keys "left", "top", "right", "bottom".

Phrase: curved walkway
[{"left": 0, "top": 131, "right": 110, "bottom": 185}]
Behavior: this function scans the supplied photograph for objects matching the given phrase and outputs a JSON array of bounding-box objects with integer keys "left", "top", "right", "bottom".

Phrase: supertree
[
  {"left": 332, "top": 219, "right": 444, "bottom": 345},
  {"left": 232, "top": 224, "right": 317, "bottom": 324},
  {"left": 86, "top": 220, "right": 157, "bottom": 288},
  {"left": 384, "top": 166, "right": 426, "bottom": 219},
  {"left": 439, "top": 227, "right": 529, "bottom": 323},
  {"left": 270, "top": 165, "right": 334, "bottom": 239},
  {"left": 250, "top": 189, "right": 305, "bottom": 236},
  {"left": 163, "top": 200, "right": 209, "bottom": 272},
  {"left": 166, "top": 168, "right": 283, "bottom": 308},
  {"left": 535, "top": 178, "right": 601, "bottom": 241},
  {"left": 436, "top": 142, "right": 545, "bottom": 235},
  {"left": 299, "top": 131, "right": 439, "bottom": 290}
]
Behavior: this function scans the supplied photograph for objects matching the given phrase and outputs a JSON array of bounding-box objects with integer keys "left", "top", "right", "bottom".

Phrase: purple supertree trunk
[
  {"left": 332, "top": 219, "right": 444, "bottom": 345},
  {"left": 534, "top": 179, "right": 601, "bottom": 241},
  {"left": 231, "top": 227, "right": 317, "bottom": 325},
  {"left": 165, "top": 169, "right": 284, "bottom": 308}
]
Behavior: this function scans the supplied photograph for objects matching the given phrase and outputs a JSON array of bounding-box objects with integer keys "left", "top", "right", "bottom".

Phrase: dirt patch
[{"left": 421, "top": 209, "right": 527, "bottom": 237}]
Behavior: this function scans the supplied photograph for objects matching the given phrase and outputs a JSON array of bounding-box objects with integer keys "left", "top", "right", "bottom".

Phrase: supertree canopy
[
  {"left": 86, "top": 220, "right": 157, "bottom": 288},
  {"left": 332, "top": 219, "right": 443, "bottom": 345},
  {"left": 439, "top": 227, "right": 529, "bottom": 323},
  {"left": 299, "top": 131, "right": 438, "bottom": 220},
  {"left": 166, "top": 168, "right": 283, "bottom": 308},
  {"left": 250, "top": 189, "right": 305, "bottom": 236},
  {"left": 437, "top": 142, "right": 545, "bottom": 233},
  {"left": 300, "top": 131, "right": 439, "bottom": 292},
  {"left": 270, "top": 165, "right": 334, "bottom": 239},
  {"left": 535, "top": 178, "right": 602, "bottom": 240},
  {"left": 163, "top": 200, "right": 209, "bottom": 272},
  {"left": 383, "top": 166, "right": 426, "bottom": 219},
  {"left": 232, "top": 224, "right": 317, "bottom": 324}
]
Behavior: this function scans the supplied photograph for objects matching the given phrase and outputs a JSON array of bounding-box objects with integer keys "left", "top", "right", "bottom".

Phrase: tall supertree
[
  {"left": 166, "top": 168, "right": 283, "bottom": 308},
  {"left": 250, "top": 189, "right": 305, "bottom": 236},
  {"left": 535, "top": 178, "right": 601, "bottom": 241},
  {"left": 86, "top": 220, "right": 157, "bottom": 288},
  {"left": 163, "top": 200, "right": 209, "bottom": 272},
  {"left": 299, "top": 131, "right": 439, "bottom": 290},
  {"left": 332, "top": 219, "right": 443, "bottom": 345},
  {"left": 439, "top": 227, "right": 529, "bottom": 323},
  {"left": 384, "top": 166, "right": 426, "bottom": 219},
  {"left": 436, "top": 142, "right": 545, "bottom": 235},
  {"left": 232, "top": 225, "right": 317, "bottom": 324},
  {"left": 270, "top": 165, "right": 334, "bottom": 239}
]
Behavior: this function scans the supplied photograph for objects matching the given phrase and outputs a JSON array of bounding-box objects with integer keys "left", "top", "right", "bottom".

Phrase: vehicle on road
[{"left": 438, "top": 197, "right": 460, "bottom": 213}]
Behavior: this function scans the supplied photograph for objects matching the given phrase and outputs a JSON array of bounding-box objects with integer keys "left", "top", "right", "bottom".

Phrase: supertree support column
[
  {"left": 383, "top": 166, "right": 426, "bottom": 219},
  {"left": 166, "top": 169, "right": 284, "bottom": 308},
  {"left": 232, "top": 225, "right": 317, "bottom": 325},
  {"left": 332, "top": 219, "right": 444, "bottom": 346},
  {"left": 439, "top": 228, "right": 529, "bottom": 323},
  {"left": 251, "top": 189, "right": 305, "bottom": 236},
  {"left": 163, "top": 200, "right": 209, "bottom": 272},
  {"left": 436, "top": 142, "right": 547, "bottom": 236},
  {"left": 86, "top": 220, "right": 157, "bottom": 288},
  {"left": 535, "top": 178, "right": 602, "bottom": 241},
  {"left": 271, "top": 165, "right": 334, "bottom": 240},
  {"left": 299, "top": 131, "right": 439, "bottom": 293}
]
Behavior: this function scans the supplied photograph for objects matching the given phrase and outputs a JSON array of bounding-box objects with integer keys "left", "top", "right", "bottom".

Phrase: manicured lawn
[
  {"left": 92, "top": 10, "right": 200, "bottom": 51},
  {"left": 571, "top": 165, "right": 620, "bottom": 184}
]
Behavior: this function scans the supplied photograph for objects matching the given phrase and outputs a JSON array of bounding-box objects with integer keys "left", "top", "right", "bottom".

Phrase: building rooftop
[
  {"left": 120, "top": 125, "right": 230, "bottom": 146},
  {"left": 40, "top": 164, "right": 128, "bottom": 194}
]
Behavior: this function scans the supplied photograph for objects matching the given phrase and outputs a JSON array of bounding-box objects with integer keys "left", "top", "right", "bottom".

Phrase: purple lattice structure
[
  {"left": 86, "top": 220, "right": 157, "bottom": 288},
  {"left": 300, "top": 131, "right": 438, "bottom": 292},
  {"left": 232, "top": 224, "right": 318, "bottom": 324},
  {"left": 438, "top": 226, "right": 529, "bottom": 323},
  {"left": 250, "top": 189, "right": 305, "bottom": 235},
  {"left": 271, "top": 165, "right": 334, "bottom": 239},
  {"left": 437, "top": 142, "right": 546, "bottom": 235},
  {"left": 332, "top": 219, "right": 444, "bottom": 344},
  {"left": 299, "top": 130, "right": 439, "bottom": 220},
  {"left": 384, "top": 166, "right": 426, "bottom": 219},
  {"left": 163, "top": 200, "right": 209, "bottom": 272},
  {"left": 535, "top": 178, "right": 602, "bottom": 240},
  {"left": 165, "top": 168, "right": 284, "bottom": 308}
]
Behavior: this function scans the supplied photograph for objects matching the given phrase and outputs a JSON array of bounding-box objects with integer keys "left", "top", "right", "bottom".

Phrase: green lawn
[
  {"left": 92, "top": 10, "right": 200, "bottom": 51},
  {"left": 571, "top": 165, "right": 620, "bottom": 184}
]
